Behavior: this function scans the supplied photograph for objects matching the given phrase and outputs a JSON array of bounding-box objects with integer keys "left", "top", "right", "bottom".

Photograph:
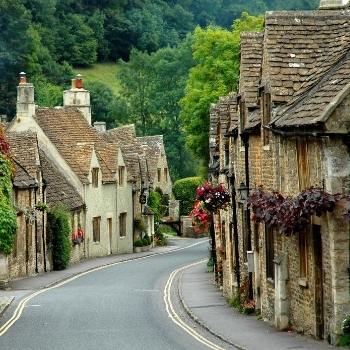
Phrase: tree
[
  {"left": 180, "top": 13, "right": 264, "bottom": 174},
  {"left": 0, "top": 0, "right": 32, "bottom": 116},
  {"left": 117, "top": 36, "right": 196, "bottom": 180}
]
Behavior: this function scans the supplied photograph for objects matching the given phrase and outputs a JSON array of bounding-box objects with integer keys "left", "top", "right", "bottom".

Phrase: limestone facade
[{"left": 209, "top": 6, "right": 350, "bottom": 344}]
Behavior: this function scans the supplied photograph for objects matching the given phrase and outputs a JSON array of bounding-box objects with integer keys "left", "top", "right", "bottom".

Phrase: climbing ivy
[{"left": 0, "top": 126, "right": 17, "bottom": 255}]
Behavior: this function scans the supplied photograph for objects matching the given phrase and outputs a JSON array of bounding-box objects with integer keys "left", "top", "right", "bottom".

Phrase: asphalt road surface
[{"left": 0, "top": 238, "right": 227, "bottom": 350}]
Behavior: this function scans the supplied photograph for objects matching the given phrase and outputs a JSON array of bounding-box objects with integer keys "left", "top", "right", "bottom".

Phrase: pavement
[
  {"left": 179, "top": 262, "right": 336, "bottom": 350},
  {"left": 0, "top": 237, "right": 211, "bottom": 350},
  {"left": 0, "top": 241, "right": 180, "bottom": 311}
]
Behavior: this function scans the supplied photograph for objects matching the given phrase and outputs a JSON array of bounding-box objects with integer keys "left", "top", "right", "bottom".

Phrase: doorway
[
  {"left": 108, "top": 218, "right": 113, "bottom": 254},
  {"left": 313, "top": 224, "right": 324, "bottom": 339}
]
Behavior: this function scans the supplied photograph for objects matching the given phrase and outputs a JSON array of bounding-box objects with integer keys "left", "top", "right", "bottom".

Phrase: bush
[
  {"left": 173, "top": 177, "right": 204, "bottom": 216},
  {"left": 154, "top": 231, "right": 168, "bottom": 246},
  {"left": 47, "top": 205, "right": 71, "bottom": 270},
  {"left": 134, "top": 239, "right": 144, "bottom": 247},
  {"left": 142, "top": 234, "right": 151, "bottom": 246}
]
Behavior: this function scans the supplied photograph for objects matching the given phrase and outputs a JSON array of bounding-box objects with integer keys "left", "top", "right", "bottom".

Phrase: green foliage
[
  {"left": 32, "top": 76, "right": 62, "bottom": 107},
  {"left": 180, "top": 13, "right": 264, "bottom": 168},
  {"left": 117, "top": 37, "right": 196, "bottom": 179},
  {"left": 134, "top": 239, "right": 144, "bottom": 248},
  {"left": 0, "top": 143, "right": 17, "bottom": 254},
  {"left": 142, "top": 234, "right": 151, "bottom": 246},
  {"left": 173, "top": 177, "right": 204, "bottom": 216},
  {"left": 154, "top": 231, "right": 168, "bottom": 246},
  {"left": 147, "top": 191, "right": 163, "bottom": 222},
  {"left": 47, "top": 205, "right": 71, "bottom": 271}
]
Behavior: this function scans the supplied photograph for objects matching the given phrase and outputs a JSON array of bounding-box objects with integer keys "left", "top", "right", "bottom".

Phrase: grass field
[{"left": 74, "top": 62, "right": 121, "bottom": 95}]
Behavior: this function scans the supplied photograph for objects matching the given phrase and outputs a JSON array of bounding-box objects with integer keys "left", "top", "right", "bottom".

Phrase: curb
[
  {"left": 177, "top": 265, "right": 247, "bottom": 350},
  {"left": 0, "top": 297, "right": 14, "bottom": 319}
]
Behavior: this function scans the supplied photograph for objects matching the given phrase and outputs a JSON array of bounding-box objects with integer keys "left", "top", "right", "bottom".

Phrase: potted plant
[
  {"left": 134, "top": 239, "right": 143, "bottom": 253},
  {"left": 142, "top": 234, "right": 151, "bottom": 252}
]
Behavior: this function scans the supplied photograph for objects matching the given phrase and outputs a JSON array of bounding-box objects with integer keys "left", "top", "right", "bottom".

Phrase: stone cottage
[
  {"left": 0, "top": 132, "right": 49, "bottom": 281},
  {"left": 8, "top": 74, "right": 136, "bottom": 260},
  {"left": 210, "top": 1, "right": 350, "bottom": 344}
]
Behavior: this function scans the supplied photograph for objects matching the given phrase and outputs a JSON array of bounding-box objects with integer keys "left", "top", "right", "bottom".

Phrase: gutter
[{"left": 265, "top": 125, "right": 349, "bottom": 138}]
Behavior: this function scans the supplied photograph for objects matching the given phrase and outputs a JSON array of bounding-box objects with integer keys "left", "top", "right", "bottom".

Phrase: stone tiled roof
[
  {"left": 239, "top": 32, "right": 264, "bottom": 107},
  {"left": 7, "top": 132, "right": 39, "bottom": 188},
  {"left": 34, "top": 108, "right": 98, "bottom": 184},
  {"left": 34, "top": 108, "right": 119, "bottom": 185},
  {"left": 263, "top": 10, "right": 350, "bottom": 103},
  {"left": 272, "top": 49, "right": 350, "bottom": 128},
  {"left": 218, "top": 96, "right": 231, "bottom": 135},
  {"left": 138, "top": 135, "right": 164, "bottom": 183},
  {"left": 246, "top": 109, "right": 261, "bottom": 130},
  {"left": 105, "top": 125, "right": 144, "bottom": 183},
  {"left": 227, "top": 93, "right": 238, "bottom": 134},
  {"left": 40, "top": 150, "right": 85, "bottom": 210}
]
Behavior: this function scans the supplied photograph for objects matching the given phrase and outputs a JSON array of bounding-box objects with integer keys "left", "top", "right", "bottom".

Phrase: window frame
[
  {"left": 118, "top": 166, "right": 125, "bottom": 186},
  {"left": 92, "top": 168, "right": 99, "bottom": 188},
  {"left": 119, "top": 213, "right": 127, "bottom": 238},
  {"left": 92, "top": 216, "right": 101, "bottom": 242},
  {"left": 157, "top": 168, "right": 161, "bottom": 182},
  {"left": 265, "top": 224, "right": 275, "bottom": 282}
]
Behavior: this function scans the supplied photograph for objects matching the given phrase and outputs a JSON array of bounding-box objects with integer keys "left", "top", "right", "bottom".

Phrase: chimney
[
  {"left": 16, "top": 72, "right": 35, "bottom": 119},
  {"left": 93, "top": 121, "right": 106, "bottom": 133},
  {"left": 319, "top": 0, "right": 350, "bottom": 8},
  {"left": 63, "top": 74, "right": 92, "bottom": 125}
]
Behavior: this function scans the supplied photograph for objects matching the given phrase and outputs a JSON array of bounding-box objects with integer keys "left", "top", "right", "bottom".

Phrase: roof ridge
[{"left": 272, "top": 48, "right": 350, "bottom": 126}]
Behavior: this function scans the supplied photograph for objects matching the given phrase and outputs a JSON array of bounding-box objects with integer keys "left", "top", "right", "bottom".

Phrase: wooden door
[{"left": 313, "top": 224, "right": 324, "bottom": 339}]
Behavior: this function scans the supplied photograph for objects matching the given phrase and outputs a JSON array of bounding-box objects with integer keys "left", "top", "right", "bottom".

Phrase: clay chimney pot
[{"left": 19, "top": 72, "right": 27, "bottom": 85}]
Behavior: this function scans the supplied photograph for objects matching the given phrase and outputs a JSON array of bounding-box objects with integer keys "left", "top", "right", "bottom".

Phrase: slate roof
[
  {"left": 272, "top": 48, "right": 350, "bottom": 128},
  {"left": 263, "top": 10, "right": 350, "bottom": 103},
  {"left": 239, "top": 32, "right": 264, "bottom": 107},
  {"left": 7, "top": 132, "right": 39, "bottom": 188},
  {"left": 40, "top": 150, "right": 85, "bottom": 210}
]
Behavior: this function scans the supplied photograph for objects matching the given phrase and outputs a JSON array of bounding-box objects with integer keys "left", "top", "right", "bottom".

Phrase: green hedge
[
  {"left": 173, "top": 177, "right": 204, "bottom": 216},
  {"left": 47, "top": 205, "right": 71, "bottom": 270}
]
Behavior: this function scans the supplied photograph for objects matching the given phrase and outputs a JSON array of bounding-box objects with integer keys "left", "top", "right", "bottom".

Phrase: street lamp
[{"left": 237, "top": 182, "right": 249, "bottom": 201}]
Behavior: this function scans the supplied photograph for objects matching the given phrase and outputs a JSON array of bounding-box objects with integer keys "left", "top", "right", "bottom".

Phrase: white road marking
[
  {"left": 0, "top": 239, "right": 208, "bottom": 336},
  {"left": 163, "top": 260, "right": 226, "bottom": 350}
]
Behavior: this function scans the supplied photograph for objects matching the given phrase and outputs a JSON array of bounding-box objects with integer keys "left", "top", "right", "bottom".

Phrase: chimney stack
[
  {"left": 63, "top": 74, "right": 92, "bottom": 125},
  {"left": 93, "top": 121, "right": 106, "bottom": 133},
  {"left": 319, "top": 0, "right": 350, "bottom": 8},
  {"left": 16, "top": 72, "right": 35, "bottom": 119}
]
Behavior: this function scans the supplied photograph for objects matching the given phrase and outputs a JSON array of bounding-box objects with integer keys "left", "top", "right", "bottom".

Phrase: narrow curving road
[{"left": 0, "top": 238, "right": 224, "bottom": 350}]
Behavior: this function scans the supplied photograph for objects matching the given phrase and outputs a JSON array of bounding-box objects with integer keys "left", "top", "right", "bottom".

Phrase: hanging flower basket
[
  {"left": 72, "top": 228, "right": 85, "bottom": 245},
  {"left": 190, "top": 182, "right": 231, "bottom": 234}
]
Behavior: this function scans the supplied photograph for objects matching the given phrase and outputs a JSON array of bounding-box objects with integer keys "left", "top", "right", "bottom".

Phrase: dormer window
[
  {"left": 92, "top": 168, "right": 99, "bottom": 188},
  {"left": 262, "top": 92, "right": 271, "bottom": 146},
  {"left": 118, "top": 166, "right": 125, "bottom": 186}
]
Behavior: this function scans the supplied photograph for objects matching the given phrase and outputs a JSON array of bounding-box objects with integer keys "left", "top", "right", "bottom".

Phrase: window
[
  {"left": 241, "top": 207, "right": 248, "bottom": 262},
  {"left": 262, "top": 93, "right": 271, "bottom": 145},
  {"left": 119, "top": 213, "right": 127, "bottom": 237},
  {"left": 92, "top": 216, "right": 101, "bottom": 242},
  {"left": 157, "top": 168, "right": 161, "bottom": 182},
  {"left": 164, "top": 168, "right": 168, "bottom": 181},
  {"left": 118, "top": 166, "right": 125, "bottom": 186},
  {"left": 265, "top": 225, "right": 275, "bottom": 281},
  {"left": 92, "top": 168, "right": 99, "bottom": 188},
  {"left": 224, "top": 140, "right": 230, "bottom": 166},
  {"left": 299, "top": 229, "right": 308, "bottom": 279},
  {"left": 296, "top": 139, "right": 310, "bottom": 190}
]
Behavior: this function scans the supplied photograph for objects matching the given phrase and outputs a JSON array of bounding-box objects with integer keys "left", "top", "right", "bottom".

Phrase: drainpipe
[
  {"left": 34, "top": 188, "right": 38, "bottom": 273},
  {"left": 242, "top": 133, "right": 253, "bottom": 299},
  {"left": 229, "top": 172, "right": 240, "bottom": 291},
  {"left": 210, "top": 217, "right": 218, "bottom": 282},
  {"left": 41, "top": 181, "right": 47, "bottom": 272}
]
